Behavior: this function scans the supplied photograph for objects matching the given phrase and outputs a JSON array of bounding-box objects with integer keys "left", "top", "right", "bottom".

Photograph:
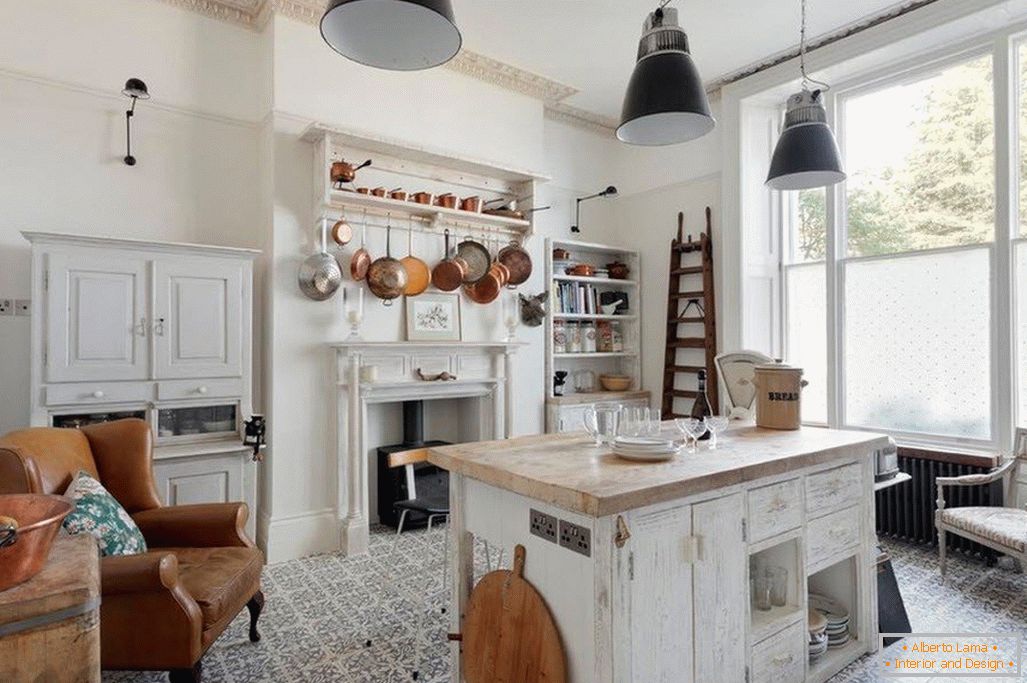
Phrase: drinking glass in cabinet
[{"left": 158, "top": 405, "right": 237, "bottom": 439}]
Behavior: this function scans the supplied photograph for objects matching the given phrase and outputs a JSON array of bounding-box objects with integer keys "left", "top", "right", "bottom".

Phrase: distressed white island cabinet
[{"left": 429, "top": 425, "right": 888, "bottom": 683}]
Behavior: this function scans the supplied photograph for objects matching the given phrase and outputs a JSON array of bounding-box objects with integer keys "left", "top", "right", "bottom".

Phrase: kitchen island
[{"left": 429, "top": 424, "right": 889, "bottom": 683}]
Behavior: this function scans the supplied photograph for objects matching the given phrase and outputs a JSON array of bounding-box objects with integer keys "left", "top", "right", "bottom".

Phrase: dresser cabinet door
[
  {"left": 46, "top": 254, "right": 149, "bottom": 382},
  {"left": 152, "top": 451, "right": 255, "bottom": 538},
  {"left": 692, "top": 493, "right": 747, "bottom": 683},
  {"left": 614, "top": 505, "right": 694, "bottom": 682},
  {"left": 153, "top": 258, "right": 243, "bottom": 379}
]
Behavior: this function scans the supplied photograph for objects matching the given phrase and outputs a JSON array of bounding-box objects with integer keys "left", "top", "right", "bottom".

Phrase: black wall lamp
[
  {"left": 571, "top": 186, "right": 618, "bottom": 233},
  {"left": 121, "top": 78, "right": 149, "bottom": 166}
]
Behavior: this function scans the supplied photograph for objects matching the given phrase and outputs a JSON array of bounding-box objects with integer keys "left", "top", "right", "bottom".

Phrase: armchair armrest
[
  {"left": 102, "top": 551, "right": 180, "bottom": 595},
  {"left": 99, "top": 552, "right": 204, "bottom": 669},
  {"left": 133, "top": 502, "right": 252, "bottom": 548},
  {"left": 936, "top": 458, "right": 1017, "bottom": 510}
]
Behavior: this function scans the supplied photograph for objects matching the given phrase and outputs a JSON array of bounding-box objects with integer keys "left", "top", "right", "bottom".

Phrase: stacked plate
[
  {"left": 611, "top": 436, "right": 681, "bottom": 462},
  {"left": 808, "top": 608, "right": 828, "bottom": 660},
  {"left": 810, "top": 594, "right": 850, "bottom": 650}
]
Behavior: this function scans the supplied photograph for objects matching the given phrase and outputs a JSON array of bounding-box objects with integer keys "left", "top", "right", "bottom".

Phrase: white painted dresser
[{"left": 23, "top": 232, "right": 259, "bottom": 537}]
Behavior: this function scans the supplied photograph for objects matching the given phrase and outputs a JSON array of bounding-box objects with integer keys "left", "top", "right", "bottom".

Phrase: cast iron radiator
[{"left": 876, "top": 453, "right": 1001, "bottom": 562}]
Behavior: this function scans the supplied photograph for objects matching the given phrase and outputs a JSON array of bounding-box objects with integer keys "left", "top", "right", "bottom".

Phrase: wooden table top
[
  {"left": 0, "top": 533, "right": 99, "bottom": 631},
  {"left": 429, "top": 424, "right": 889, "bottom": 517}
]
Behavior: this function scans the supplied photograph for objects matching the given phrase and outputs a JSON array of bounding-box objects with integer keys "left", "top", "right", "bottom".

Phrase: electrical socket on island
[{"left": 0, "top": 299, "right": 30, "bottom": 316}]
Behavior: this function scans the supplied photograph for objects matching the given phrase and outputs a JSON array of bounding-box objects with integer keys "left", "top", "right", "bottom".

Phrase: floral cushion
[
  {"left": 940, "top": 506, "right": 1027, "bottom": 553},
  {"left": 63, "top": 471, "right": 147, "bottom": 556}
]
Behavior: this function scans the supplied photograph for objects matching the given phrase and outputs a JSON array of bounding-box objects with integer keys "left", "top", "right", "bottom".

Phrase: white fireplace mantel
[{"left": 330, "top": 340, "right": 525, "bottom": 555}]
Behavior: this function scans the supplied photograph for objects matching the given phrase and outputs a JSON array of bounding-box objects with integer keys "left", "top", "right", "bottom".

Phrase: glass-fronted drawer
[
  {"left": 52, "top": 409, "right": 147, "bottom": 429},
  {"left": 157, "top": 404, "right": 238, "bottom": 442}
]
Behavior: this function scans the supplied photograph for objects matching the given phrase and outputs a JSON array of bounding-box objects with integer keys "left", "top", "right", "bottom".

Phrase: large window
[{"left": 782, "top": 49, "right": 1009, "bottom": 448}]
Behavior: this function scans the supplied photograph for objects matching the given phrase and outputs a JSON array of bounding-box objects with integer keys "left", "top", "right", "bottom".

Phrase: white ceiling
[{"left": 453, "top": 0, "right": 906, "bottom": 119}]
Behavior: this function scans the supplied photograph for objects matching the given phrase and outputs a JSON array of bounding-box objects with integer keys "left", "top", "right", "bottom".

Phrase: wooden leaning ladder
[{"left": 661, "top": 207, "right": 719, "bottom": 418}]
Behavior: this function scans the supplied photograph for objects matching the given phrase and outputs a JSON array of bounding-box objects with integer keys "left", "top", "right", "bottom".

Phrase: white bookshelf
[{"left": 545, "top": 238, "right": 646, "bottom": 432}]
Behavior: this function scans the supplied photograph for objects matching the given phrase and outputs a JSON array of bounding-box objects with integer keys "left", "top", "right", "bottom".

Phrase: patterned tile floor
[{"left": 106, "top": 528, "right": 1027, "bottom": 683}]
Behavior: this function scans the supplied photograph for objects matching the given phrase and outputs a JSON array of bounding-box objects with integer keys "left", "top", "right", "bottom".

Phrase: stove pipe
[{"left": 401, "top": 400, "right": 425, "bottom": 446}]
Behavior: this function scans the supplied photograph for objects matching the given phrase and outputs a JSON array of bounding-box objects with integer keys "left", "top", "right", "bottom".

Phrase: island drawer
[
  {"left": 805, "top": 462, "right": 862, "bottom": 516},
  {"left": 747, "top": 478, "right": 802, "bottom": 543},
  {"left": 806, "top": 505, "right": 861, "bottom": 569},
  {"left": 751, "top": 621, "right": 805, "bottom": 683}
]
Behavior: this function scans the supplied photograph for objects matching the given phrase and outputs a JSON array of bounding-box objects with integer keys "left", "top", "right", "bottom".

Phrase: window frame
[{"left": 779, "top": 34, "right": 1024, "bottom": 453}]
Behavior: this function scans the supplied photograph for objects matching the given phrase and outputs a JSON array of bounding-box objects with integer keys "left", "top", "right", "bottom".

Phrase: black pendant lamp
[
  {"left": 121, "top": 78, "right": 149, "bottom": 166},
  {"left": 320, "top": 0, "right": 461, "bottom": 71},
  {"left": 617, "top": 3, "right": 714, "bottom": 146},
  {"left": 766, "top": 0, "right": 846, "bottom": 190}
]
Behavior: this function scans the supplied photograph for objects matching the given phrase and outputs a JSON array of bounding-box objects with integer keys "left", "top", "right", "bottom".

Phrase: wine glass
[
  {"left": 704, "top": 416, "right": 730, "bottom": 450},
  {"left": 675, "top": 418, "right": 707, "bottom": 453}
]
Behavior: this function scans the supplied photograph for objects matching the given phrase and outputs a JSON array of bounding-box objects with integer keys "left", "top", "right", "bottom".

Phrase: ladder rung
[
  {"left": 673, "top": 243, "right": 703, "bottom": 253},
  {"left": 670, "top": 266, "right": 703, "bottom": 276},
  {"left": 667, "top": 338, "right": 706, "bottom": 349},
  {"left": 665, "top": 389, "right": 699, "bottom": 399},
  {"left": 668, "top": 317, "right": 704, "bottom": 324},
  {"left": 667, "top": 365, "right": 704, "bottom": 374},
  {"left": 670, "top": 291, "right": 705, "bottom": 300}
]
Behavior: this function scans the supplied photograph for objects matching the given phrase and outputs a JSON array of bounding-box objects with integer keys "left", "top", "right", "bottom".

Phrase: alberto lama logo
[{"left": 881, "top": 633, "right": 1022, "bottom": 678}]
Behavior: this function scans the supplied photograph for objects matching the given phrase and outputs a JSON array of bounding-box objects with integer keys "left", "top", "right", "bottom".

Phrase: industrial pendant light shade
[
  {"left": 766, "top": 0, "right": 845, "bottom": 191},
  {"left": 766, "top": 90, "right": 846, "bottom": 190},
  {"left": 121, "top": 78, "right": 150, "bottom": 100},
  {"left": 617, "top": 6, "right": 715, "bottom": 146},
  {"left": 320, "top": 0, "right": 461, "bottom": 71}
]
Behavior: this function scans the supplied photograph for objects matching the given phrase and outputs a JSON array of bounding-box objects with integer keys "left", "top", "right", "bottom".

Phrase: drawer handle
[
  {"left": 91, "top": 390, "right": 105, "bottom": 399},
  {"left": 771, "top": 654, "right": 794, "bottom": 666},
  {"left": 197, "top": 386, "right": 209, "bottom": 395}
]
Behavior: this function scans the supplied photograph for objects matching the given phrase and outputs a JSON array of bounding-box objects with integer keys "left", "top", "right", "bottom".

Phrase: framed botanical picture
[{"left": 406, "top": 293, "right": 461, "bottom": 342}]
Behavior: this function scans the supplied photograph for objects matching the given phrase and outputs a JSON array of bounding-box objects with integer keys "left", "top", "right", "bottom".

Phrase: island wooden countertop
[{"left": 428, "top": 424, "right": 889, "bottom": 517}]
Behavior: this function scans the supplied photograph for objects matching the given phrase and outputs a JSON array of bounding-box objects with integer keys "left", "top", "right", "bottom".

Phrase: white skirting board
[{"left": 262, "top": 508, "right": 339, "bottom": 564}]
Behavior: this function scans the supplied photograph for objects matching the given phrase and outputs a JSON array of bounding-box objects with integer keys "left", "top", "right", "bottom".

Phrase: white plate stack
[
  {"left": 809, "top": 594, "right": 850, "bottom": 653},
  {"left": 808, "top": 608, "right": 828, "bottom": 660},
  {"left": 611, "top": 436, "right": 681, "bottom": 462}
]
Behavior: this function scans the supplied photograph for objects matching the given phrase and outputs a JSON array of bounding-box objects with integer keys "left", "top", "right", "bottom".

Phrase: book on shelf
[{"left": 553, "top": 281, "right": 602, "bottom": 315}]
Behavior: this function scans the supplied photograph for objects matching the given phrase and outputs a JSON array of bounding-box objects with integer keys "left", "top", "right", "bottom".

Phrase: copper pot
[
  {"left": 356, "top": 187, "right": 371, "bottom": 195},
  {"left": 435, "top": 193, "right": 457, "bottom": 209},
  {"left": 371, "top": 187, "right": 387, "bottom": 198},
  {"left": 568, "top": 264, "right": 595, "bottom": 277},
  {"left": 0, "top": 494, "right": 74, "bottom": 591},
  {"left": 464, "top": 269, "right": 502, "bottom": 304},
  {"left": 389, "top": 188, "right": 408, "bottom": 201},
  {"left": 460, "top": 196, "right": 483, "bottom": 213},
  {"left": 607, "top": 261, "right": 630, "bottom": 280},
  {"left": 552, "top": 248, "right": 571, "bottom": 261},
  {"left": 411, "top": 191, "right": 434, "bottom": 205},
  {"left": 350, "top": 218, "right": 371, "bottom": 281},
  {"left": 366, "top": 224, "right": 408, "bottom": 305},
  {"left": 329, "top": 158, "right": 371, "bottom": 185}
]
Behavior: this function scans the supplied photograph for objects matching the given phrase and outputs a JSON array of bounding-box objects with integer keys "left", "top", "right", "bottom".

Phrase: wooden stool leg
[{"left": 246, "top": 589, "right": 265, "bottom": 642}]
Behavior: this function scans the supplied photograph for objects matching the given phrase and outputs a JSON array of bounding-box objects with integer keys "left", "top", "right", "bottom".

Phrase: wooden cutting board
[{"left": 462, "top": 545, "right": 567, "bottom": 683}]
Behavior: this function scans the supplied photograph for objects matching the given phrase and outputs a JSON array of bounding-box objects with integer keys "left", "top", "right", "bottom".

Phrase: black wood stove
[{"left": 376, "top": 400, "right": 449, "bottom": 529}]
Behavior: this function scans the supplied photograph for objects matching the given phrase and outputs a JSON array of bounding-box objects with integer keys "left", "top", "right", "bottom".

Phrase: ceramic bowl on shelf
[{"left": 599, "top": 374, "right": 632, "bottom": 391}]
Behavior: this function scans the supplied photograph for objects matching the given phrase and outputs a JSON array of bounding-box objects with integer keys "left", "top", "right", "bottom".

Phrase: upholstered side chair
[
  {"left": 935, "top": 456, "right": 1026, "bottom": 576},
  {"left": 0, "top": 418, "right": 264, "bottom": 683}
]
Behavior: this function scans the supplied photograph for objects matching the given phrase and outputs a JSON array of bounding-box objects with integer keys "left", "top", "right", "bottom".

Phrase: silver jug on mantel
[{"left": 750, "top": 360, "right": 808, "bottom": 430}]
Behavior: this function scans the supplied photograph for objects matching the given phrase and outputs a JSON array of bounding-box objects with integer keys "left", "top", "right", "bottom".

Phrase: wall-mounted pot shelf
[{"left": 327, "top": 188, "right": 531, "bottom": 235}]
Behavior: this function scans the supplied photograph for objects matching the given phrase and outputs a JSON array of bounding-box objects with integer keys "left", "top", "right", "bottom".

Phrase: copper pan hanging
[
  {"left": 349, "top": 211, "right": 371, "bottom": 281},
  {"left": 432, "top": 229, "right": 466, "bottom": 292},
  {"left": 400, "top": 219, "right": 431, "bottom": 296},
  {"left": 365, "top": 217, "right": 408, "bottom": 306},
  {"left": 464, "top": 236, "right": 503, "bottom": 304},
  {"left": 331, "top": 213, "right": 353, "bottom": 247},
  {"left": 497, "top": 240, "right": 531, "bottom": 287}
]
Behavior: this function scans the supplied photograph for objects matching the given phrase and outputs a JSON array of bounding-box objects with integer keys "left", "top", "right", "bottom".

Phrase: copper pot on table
[{"left": 0, "top": 494, "right": 74, "bottom": 591}]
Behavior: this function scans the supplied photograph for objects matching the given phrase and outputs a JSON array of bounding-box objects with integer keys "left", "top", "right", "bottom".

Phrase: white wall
[
  {"left": 261, "top": 15, "right": 624, "bottom": 561},
  {"left": 0, "top": 0, "right": 265, "bottom": 435}
]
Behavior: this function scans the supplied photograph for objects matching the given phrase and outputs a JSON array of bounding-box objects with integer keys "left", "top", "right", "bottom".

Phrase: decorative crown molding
[
  {"left": 544, "top": 102, "right": 617, "bottom": 135},
  {"left": 154, "top": 0, "right": 615, "bottom": 136}
]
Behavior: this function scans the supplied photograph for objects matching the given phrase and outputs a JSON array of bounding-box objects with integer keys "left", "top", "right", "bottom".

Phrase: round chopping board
[{"left": 462, "top": 545, "right": 567, "bottom": 683}]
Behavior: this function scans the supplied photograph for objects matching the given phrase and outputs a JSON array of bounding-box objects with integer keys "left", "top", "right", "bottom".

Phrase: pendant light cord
[{"left": 799, "top": 0, "right": 831, "bottom": 93}]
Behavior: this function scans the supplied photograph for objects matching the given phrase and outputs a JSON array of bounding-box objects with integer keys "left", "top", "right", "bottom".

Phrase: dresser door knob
[
  {"left": 197, "top": 386, "right": 209, "bottom": 395},
  {"left": 91, "top": 390, "right": 105, "bottom": 399}
]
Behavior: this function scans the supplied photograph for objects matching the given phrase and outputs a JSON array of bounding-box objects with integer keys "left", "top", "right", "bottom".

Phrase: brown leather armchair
[{"left": 0, "top": 418, "right": 264, "bottom": 683}]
